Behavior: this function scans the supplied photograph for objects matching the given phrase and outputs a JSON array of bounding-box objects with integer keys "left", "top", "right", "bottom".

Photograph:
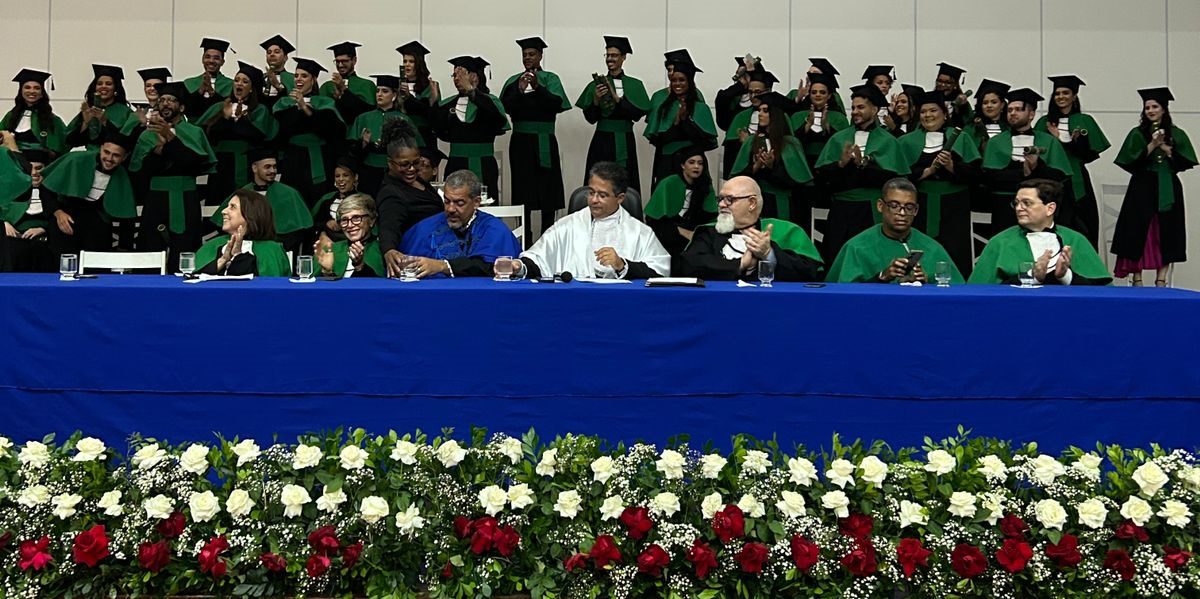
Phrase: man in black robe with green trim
[
  {"left": 575, "top": 35, "right": 650, "bottom": 194},
  {"left": 716, "top": 59, "right": 777, "bottom": 180},
  {"left": 933, "top": 62, "right": 972, "bottom": 128},
  {"left": 430, "top": 56, "right": 510, "bottom": 202},
  {"left": 320, "top": 41, "right": 377, "bottom": 125},
  {"left": 261, "top": 34, "right": 296, "bottom": 108},
  {"left": 39, "top": 134, "right": 137, "bottom": 258},
  {"left": 183, "top": 38, "right": 234, "bottom": 122}
]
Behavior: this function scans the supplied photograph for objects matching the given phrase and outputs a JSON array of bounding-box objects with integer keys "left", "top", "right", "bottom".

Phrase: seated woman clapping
[
  {"left": 314, "top": 193, "right": 384, "bottom": 278},
  {"left": 196, "top": 189, "right": 291, "bottom": 276}
]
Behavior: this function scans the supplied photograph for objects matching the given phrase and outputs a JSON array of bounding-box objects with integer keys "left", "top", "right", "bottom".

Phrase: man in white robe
[{"left": 509, "top": 161, "right": 670, "bottom": 280}]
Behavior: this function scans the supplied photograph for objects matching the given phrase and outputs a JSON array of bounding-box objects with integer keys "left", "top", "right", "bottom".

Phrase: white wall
[{"left": 3, "top": 0, "right": 1198, "bottom": 286}]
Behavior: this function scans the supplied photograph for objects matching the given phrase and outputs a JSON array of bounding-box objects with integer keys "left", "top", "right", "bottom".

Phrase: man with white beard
[{"left": 678, "top": 176, "right": 823, "bottom": 281}]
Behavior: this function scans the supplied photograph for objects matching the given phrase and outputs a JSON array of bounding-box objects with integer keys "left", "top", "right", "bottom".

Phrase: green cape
[
  {"left": 130, "top": 121, "right": 217, "bottom": 173},
  {"left": 825, "top": 224, "right": 963, "bottom": 283},
  {"left": 2, "top": 109, "right": 67, "bottom": 155},
  {"left": 732, "top": 136, "right": 813, "bottom": 184},
  {"left": 184, "top": 73, "right": 234, "bottom": 97},
  {"left": 208, "top": 183, "right": 313, "bottom": 234},
  {"left": 272, "top": 94, "right": 344, "bottom": 121},
  {"left": 896, "top": 127, "right": 982, "bottom": 167},
  {"left": 790, "top": 109, "right": 851, "bottom": 159},
  {"left": 320, "top": 75, "right": 377, "bottom": 106},
  {"left": 501, "top": 70, "right": 571, "bottom": 111},
  {"left": 197, "top": 101, "right": 279, "bottom": 139},
  {"left": 574, "top": 74, "right": 651, "bottom": 115},
  {"left": 0, "top": 148, "right": 33, "bottom": 208},
  {"left": 980, "top": 129, "right": 1073, "bottom": 179},
  {"left": 331, "top": 237, "right": 385, "bottom": 277},
  {"left": 643, "top": 173, "right": 716, "bottom": 220},
  {"left": 195, "top": 235, "right": 292, "bottom": 277},
  {"left": 348, "top": 109, "right": 425, "bottom": 160},
  {"left": 436, "top": 92, "right": 510, "bottom": 130},
  {"left": 1034, "top": 113, "right": 1112, "bottom": 200},
  {"left": 787, "top": 88, "right": 845, "bottom": 112},
  {"left": 688, "top": 217, "right": 822, "bottom": 264},
  {"left": 644, "top": 94, "right": 718, "bottom": 142},
  {"left": 814, "top": 125, "right": 907, "bottom": 180},
  {"left": 66, "top": 103, "right": 135, "bottom": 148},
  {"left": 38, "top": 149, "right": 136, "bottom": 219},
  {"left": 1114, "top": 126, "right": 1197, "bottom": 212},
  {"left": 967, "top": 224, "right": 1112, "bottom": 284}
]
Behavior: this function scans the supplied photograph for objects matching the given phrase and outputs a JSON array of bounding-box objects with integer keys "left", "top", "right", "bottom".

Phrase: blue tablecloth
[{"left": 1, "top": 274, "right": 1197, "bottom": 451}]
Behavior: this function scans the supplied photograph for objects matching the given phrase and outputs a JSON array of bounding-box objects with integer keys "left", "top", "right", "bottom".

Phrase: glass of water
[
  {"left": 934, "top": 261, "right": 951, "bottom": 287},
  {"left": 296, "top": 255, "right": 314, "bottom": 279},
  {"left": 401, "top": 256, "right": 420, "bottom": 281},
  {"left": 179, "top": 252, "right": 196, "bottom": 278},
  {"left": 494, "top": 256, "right": 513, "bottom": 281},
  {"left": 758, "top": 260, "right": 775, "bottom": 287},
  {"left": 60, "top": 254, "right": 78, "bottom": 279},
  {"left": 1018, "top": 261, "right": 1036, "bottom": 287}
]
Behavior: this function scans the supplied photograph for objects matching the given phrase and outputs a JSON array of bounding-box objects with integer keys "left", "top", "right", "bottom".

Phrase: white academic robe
[{"left": 520, "top": 206, "right": 671, "bottom": 278}]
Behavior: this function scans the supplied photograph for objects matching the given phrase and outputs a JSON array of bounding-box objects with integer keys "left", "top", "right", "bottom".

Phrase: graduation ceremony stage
[{"left": 2, "top": 274, "right": 1198, "bottom": 451}]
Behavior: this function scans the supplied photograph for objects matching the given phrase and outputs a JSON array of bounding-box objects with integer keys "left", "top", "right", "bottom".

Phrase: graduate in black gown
[
  {"left": 575, "top": 36, "right": 650, "bottom": 195},
  {"left": 312, "top": 155, "right": 360, "bottom": 243},
  {"left": 715, "top": 59, "right": 777, "bottom": 181},
  {"left": 3, "top": 69, "right": 68, "bottom": 157},
  {"left": 644, "top": 55, "right": 717, "bottom": 192},
  {"left": 260, "top": 34, "right": 296, "bottom": 108},
  {"left": 182, "top": 38, "right": 234, "bottom": 122},
  {"left": 65, "top": 65, "right": 135, "bottom": 151},
  {"left": 39, "top": 137, "right": 137, "bottom": 258},
  {"left": 196, "top": 62, "right": 277, "bottom": 206},
  {"left": 273, "top": 57, "right": 346, "bottom": 209},
  {"left": 396, "top": 41, "right": 441, "bottom": 149},
  {"left": 376, "top": 120, "right": 446, "bottom": 277},
  {"left": 1034, "top": 75, "right": 1110, "bottom": 248},
  {"left": 0, "top": 143, "right": 53, "bottom": 272},
  {"left": 789, "top": 58, "right": 846, "bottom": 115},
  {"left": 320, "top": 42, "right": 377, "bottom": 126},
  {"left": 644, "top": 145, "right": 716, "bottom": 258},
  {"left": 430, "top": 56, "right": 509, "bottom": 203},
  {"left": 932, "top": 63, "right": 973, "bottom": 128}
]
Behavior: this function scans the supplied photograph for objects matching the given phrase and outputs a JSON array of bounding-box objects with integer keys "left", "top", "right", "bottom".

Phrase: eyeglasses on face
[
  {"left": 884, "top": 201, "right": 919, "bottom": 214},
  {"left": 338, "top": 214, "right": 370, "bottom": 226},
  {"left": 716, "top": 194, "right": 755, "bottom": 205}
]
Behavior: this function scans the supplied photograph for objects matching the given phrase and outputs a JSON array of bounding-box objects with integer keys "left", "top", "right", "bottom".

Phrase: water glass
[
  {"left": 494, "top": 256, "right": 514, "bottom": 281},
  {"left": 179, "top": 252, "right": 196, "bottom": 277},
  {"left": 296, "top": 255, "right": 314, "bottom": 279},
  {"left": 934, "top": 261, "right": 952, "bottom": 287},
  {"left": 401, "top": 256, "right": 420, "bottom": 281},
  {"left": 59, "top": 254, "right": 78, "bottom": 279},
  {"left": 758, "top": 260, "right": 775, "bottom": 287},
  {"left": 1018, "top": 261, "right": 1036, "bottom": 287}
]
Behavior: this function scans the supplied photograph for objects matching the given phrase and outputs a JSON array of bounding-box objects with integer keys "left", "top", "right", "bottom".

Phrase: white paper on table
[
  {"left": 736, "top": 279, "right": 757, "bottom": 287},
  {"left": 183, "top": 273, "right": 255, "bottom": 283}
]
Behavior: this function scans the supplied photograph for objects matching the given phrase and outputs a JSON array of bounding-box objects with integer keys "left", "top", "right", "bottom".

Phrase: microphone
[{"left": 557, "top": 271, "right": 573, "bottom": 283}]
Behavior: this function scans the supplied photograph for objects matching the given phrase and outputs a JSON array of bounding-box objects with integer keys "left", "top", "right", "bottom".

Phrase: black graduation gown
[
  {"left": 202, "top": 109, "right": 273, "bottom": 206},
  {"left": 375, "top": 174, "right": 444, "bottom": 253},
  {"left": 908, "top": 147, "right": 976, "bottom": 277},
  {"left": 197, "top": 251, "right": 259, "bottom": 276},
  {"left": 500, "top": 72, "right": 568, "bottom": 213},
  {"left": 979, "top": 128, "right": 1067, "bottom": 237},
  {"left": 815, "top": 141, "right": 899, "bottom": 264},
  {"left": 715, "top": 82, "right": 751, "bottom": 179},
  {"left": 580, "top": 75, "right": 649, "bottom": 194},
  {"left": 1111, "top": 135, "right": 1193, "bottom": 265},
  {"left": 430, "top": 91, "right": 508, "bottom": 202},
  {"left": 42, "top": 181, "right": 112, "bottom": 256},
  {"left": 134, "top": 137, "right": 210, "bottom": 263},
  {"left": 678, "top": 225, "right": 822, "bottom": 282},
  {"left": 0, "top": 188, "right": 55, "bottom": 273},
  {"left": 275, "top": 98, "right": 346, "bottom": 208}
]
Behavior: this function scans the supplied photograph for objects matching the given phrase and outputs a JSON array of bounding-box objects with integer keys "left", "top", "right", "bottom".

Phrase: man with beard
[
  {"left": 933, "top": 62, "right": 972, "bottom": 127},
  {"left": 320, "top": 41, "right": 377, "bottom": 123},
  {"left": 574, "top": 35, "right": 650, "bottom": 193},
  {"left": 207, "top": 148, "right": 311, "bottom": 257},
  {"left": 397, "top": 169, "right": 521, "bottom": 278},
  {"left": 678, "top": 175, "right": 822, "bottom": 282},
  {"left": 260, "top": 34, "right": 296, "bottom": 107},
  {"left": 38, "top": 134, "right": 137, "bottom": 257},
  {"left": 183, "top": 38, "right": 234, "bottom": 121}
]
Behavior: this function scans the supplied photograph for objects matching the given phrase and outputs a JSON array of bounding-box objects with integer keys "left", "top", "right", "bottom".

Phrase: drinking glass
[
  {"left": 401, "top": 256, "right": 420, "bottom": 281},
  {"left": 179, "top": 252, "right": 196, "bottom": 277},
  {"left": 934, "top": 261, "right": 952, "bottom": 287},
  {"left": 493, "top": 256, "right": 513, "bottom": 281},
  {"left": 296, "top": 255, "right": 314, "bottom": 279},
  {"left": 758, "top": 260, "right": 775, "bottom": 287},
  {"left": 1018, "top": 261, "right": 1036, "bottom": 287},
  {"left": 59, "top": 254, "right": 78, "bottom": 279}
]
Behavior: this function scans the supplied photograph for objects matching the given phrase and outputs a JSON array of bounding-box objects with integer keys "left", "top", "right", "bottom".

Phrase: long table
[{"left": 2, "top": 274, "right": 1197, "bottom": 451}]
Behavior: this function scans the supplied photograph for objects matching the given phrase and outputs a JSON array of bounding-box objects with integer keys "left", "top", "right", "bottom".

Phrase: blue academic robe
[{"left": 399, "top": 210, "right": 521, "bottom": 278}]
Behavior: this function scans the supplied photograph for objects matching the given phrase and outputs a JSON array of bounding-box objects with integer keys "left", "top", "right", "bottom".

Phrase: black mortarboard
[
  {"left": 13, "top": 68, "right": 51, "bottom": 85},
  {"left": 916, "top": 90, "right": 948, "bottom": 111},
  {"left": 900, "top": 84, "right": 925, "bottom": 100},
  {"left": 748, "top": 69, "right": 779, "bottom": 85},
  {"left": 373, "top": 74, "right": 400, "bottom": 89},
  {"left": 1006, "top": 88, "right": 1043, "bottom": 107},
  {"left": 396, "top": 41, "right": 430, "bottom": 57},
  {"left": 327, "top": 41, "right": 361, "bottom": 57},
  {"left": 664, "top": 49, "right": 695, "bottom": 67},
  {"left": 672, "top": 59, "right": 702, "bottom": 75},
  {"left": 807, "top": 72, "right": 838, "bottom": 91},
  {"left": 292, "top": 57, "right": 328, "bottom": 76},
  {"left": 419, "top": 145, "right": 446, "bottom": 165},
  {"left": 808, "top": 57, "right": 840, "bottom": 77},
  {"left": 862, "top": 65, "right": 895, "bottom": 81},
  {"left": 1138, "top": 87, "right": 1174, "bottom": 105},
  {"left": 200, "top": 38, "right": 233, "bottom": 54},
  {"left": 1047, "top": 75, "right": 1085, "bottom": 94},
  {"left": 604, "top": 35, "right": 632, "bottom": 55},
  {"left": 260, "top": 35, "right": 295, "bottom": 55},
  {"left": 154, "top": 81, "right": 189, "bottom": 101},
  {"left": 936, "top": 62, "right": 966, "bottom": 81},
  {"left": 976, "top": 78, "right": 1011, "bottom": 99},
  {"left": 448, "top": 56, "right": 487, "bottom": 74},
  {"left": 850, "top": 84, "right": 887, "bottom": 108},
  {"left": 91, "top": 64, "right": 124, "bottom": 81},
  {"left": 22, "top": 148, "right": 50, "bottom": 164},
  {"left": 100, "top": 129, "right": 135, "bottom": 152},
  {"left": 756, "top": 91, "right": 790, "bottom": 112},
  {"left": 236, "top": 62, "right": 265, "bottom": 89},
  {"left": 137, "top": 67, "right": 171, "bottom": 83},
  {"left": 248, "top": 147, "right": 276, "bottom": 164},
  {"left": 335, "top": 154, "right": 361, "bottom": 173},
  {"left": 516, "top": 37, "right": 547, "bottom": 51}
]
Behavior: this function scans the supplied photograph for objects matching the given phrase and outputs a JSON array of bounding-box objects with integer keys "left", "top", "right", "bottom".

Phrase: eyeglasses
[
  {"left": 338, "top": 214, "right": 370, "bottom": 226},
  {"left": 716, "top": 194, "right": 756, "bottom": 205},
  {"left": 1011, "top": 199, "right": 1045, "bottom": 209},
  {"left": 884, "top": 201, "right": 919, "bottom": 214},
  {"left": 389, "top": 158, "right": 420, "bottom": 170}
]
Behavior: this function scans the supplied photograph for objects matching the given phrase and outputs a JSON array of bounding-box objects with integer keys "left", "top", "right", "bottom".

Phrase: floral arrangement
[{"left": 0, "top": 427, "right": 1196, "bottom": 599}]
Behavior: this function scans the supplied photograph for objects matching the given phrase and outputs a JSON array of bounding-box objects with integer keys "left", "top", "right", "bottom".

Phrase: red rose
[
  {"left": 951, "top": 543, "right": 988, "bottom": 579},
  {"left": 735, "top": 542, "right": 770, "bottom": 574},
  {"left": 999, "top": 513, "right": 1029, "bottom": 540},
  {"left": 712, "top": 504, "right": 746, "bottom": 544},
  {"left": 1104, "top": 549, "right": 1136, "bottom": 581},
  {"left": 453, "top": 516, "right": 473, "bottom": 539},
  {"left": 494, "top": 525, "right": 520, "bottom": 557},
  {"left": 261, "top": 552, "right": 287, "bottom": 573},
  {"left": 636, "top": 544, "right": 670, "bottom": 577},
  {"left": 896, "top": 538, "right": 931, "bottom": 578},
  {"left": 838, "top": 513, "right": 874, "bottom": 541},
  {"left": 620, "top": 507, "right": 654, "bottom": 540},
  {"left": 589, "top": 534, "right": 622, "bottom": 568},
  {"left": 790, "top": 535, "right": 820, "bottom": 571},
  {"left": 1114, "top": 520, "right": 1149, "bottom": 543},
  {"left": 138, "top": 540, "right": 171, "bottom": 573},
  {"left": 441, "top": 561, "right": 454, "bottom": 579},
  {"left": 307, "top": 525, "right": 341, "bottom": 556},
  {"left": 342, "top": 542, "right": 363, "bottom": 568},
  {"left": 995, "top": 538, "right": 1033, "bottom": 573},
  {"left": 1163, "top": 546, "right": 1192, "bottom": 572},
  {"left": 72, "top": 524, "right": 110, "bottom": 568},
  {"left": 840, "top": 541, "right": 878, "bottom": 577},
  {"left": 306, "top": 553, "right": 332, "bottom": 578},
  {"left": 564, "top": 553, "right": 588, "bottom": 572},
  {"left": 470, "top": 517, "right": 499, "bottom": 555},
  {"left": 18, "top": 536, "right": 52, "bottom": 572},
  {"left": 156, "top": 512, "right": 186, "bottom": 539},
  {"left": 1044, "top": 534, "right": 1082, "bottom": 568},
  {"left": 198, "top": 536, "right": 229, "bottom": 578},
  {"left": 686, "top": 538, "right": 718, "bottom": 579}
]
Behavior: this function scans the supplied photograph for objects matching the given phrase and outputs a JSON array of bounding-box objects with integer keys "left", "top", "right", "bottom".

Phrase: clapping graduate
[
  {"left": 182, "top": 38, "right": 234, "bottom": 121},
  {"left": 644, "top": 145, "right": 717, "bottom": 257},
  {"left": 39, "top": 132, "right": 137, "bottom": 257},
  {"left": 4, "top": 69, "right": 67, "bottom": 157},
  {"left": 862, "top": 65, "right": 902, "bottom": 134},
  {"left": 260, "top": 34, "right": 296, "bottom": 107},
  {"left": 644, "top": 53, "right": 717, "bottom": 191},
  {"left": 130, "top": 67, "right": 172, "bottom": 137},
  {"left": 396, "top": 41, "right": 441, "bottom": 148},
  {"left": 315, "top": 193, "right": 385, "bottom": 278},
  {"left": 716, "top": 59, "right": 777, "bottom": 180},
  {"left": 208, "top": 148, "right": 311, "bottom": 257},
  {"left": 66, "top": 64, "right": 134, "bottom": 150},
  {"left": 0, "top": 140, "right": 52, "bottom": 272},
  {"left": 575, "top": 35, "right": 650, "bottom": 193},
  {"left": 273, "top": 57, "right": 346, "bottom": 208},
  {"left": 1034, "top": 75, "right": 1110, "bottom": 247},
  {"left": 320, "top": 42, "right": 377, "bottom": 124},
  {"left": 885, "top": 83, "right": 922, "bottom": 136},
  {"left": 348, "top": 74, "right": 421, "bottom": 196},
  {"left": 196, "top": 62, "right": 278, "bottom": 204},
  {"left": 500, "top": 36, "right": 572, "bottom": 240},
  {"left": 789, "top": 58, "right": 846, "bottom": 114},
  {"left": 932, "top": 62, "right": 972, "bottom": 127},
  {"left": 195, "top": 188, "right": 290, "bottom": 277},
  {"left": 730, "top": 91, "right": 813, "bottom": 228},
  {"left": 430, "top": 55, "right": 509, "bottom": 201}
]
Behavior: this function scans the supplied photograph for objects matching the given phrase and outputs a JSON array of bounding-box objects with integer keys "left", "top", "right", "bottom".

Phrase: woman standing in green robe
[
  {"left": 196, "top": 189, "right": 290, "bottom": 277},
  {"left": 197, "top": 62, "right": 278, "bottom": 206},
  {"left": 2, "top": 69, "right": 67, "bottom": 158},
  {"left": 644, "top": 59, "right": 717, "bottom": 192},
  {"left": 274, "top": 57, "right": 346, "bottom": 210},
  {"left": 348, "top": 75, "right": 420, "bottom": 197},
  {"left": 397, "top": 41, "right": 440, "bottom": 149},
  {"left": 65, "top": 65, "right": 135, "bottom": 150},
  {"left": 1035, "top": 75, "right": 1110, "bottom": 248},
  {"left": 731, "top": 92, "right": 813, "bottom": 230}
]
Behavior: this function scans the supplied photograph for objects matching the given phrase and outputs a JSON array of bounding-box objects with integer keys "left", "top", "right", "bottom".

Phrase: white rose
[
  {"left": 391, "top": 440, "right": 418, "bottom": 465},
  {"left": 656, "top": 449, "right": 686, "bottom": 480},
  {"left": 97, "top": 490, "right": 123, "bottom": 517},
  {"left": 977, "top": 455, "right": 1009, "bottom": 482},
  {"left": 1157, "top": 500, "right": 1192, "bottom": 528},
  {"left": 899, "top": 500, "right": 927, "bottom": 528},
  {"left": 1030, "top": 454, "right": 1066, "bottom": 486},
  {"left": 788, "top": 457, "right": 818, "bottom": 486},
  {"left": 1071, "top": 454, "right": 1103, "bottom": 480},
  {"left": 650, "top": 491, "right": 681, "bottom": 517},
  {"left": 737, "top": 494, "right": 765, "bottom": 518},
  {"left": 16, "top": 485, "right": 50, "bottom": 507},
  {"left": 701, "top": 492, "right": 723, "bottom": 519},
  {"left": 1120, "top": 496, "right": 1153, "bottom": 526},
  {"left": 143, "top": 494, "right": 174, "bottom": 519},
  {"left": 700, "top": 454, "right": 728, "bottom": 479},
  {"left": 188, "top": 491, "right": 221, "bottom": 523},
  {"left": 554, "top": 490, "right": 583, "bottom": 519},
  {"left": 1075, "top": 498, "right": 1109, "bottom": 529},
  {"left": 226, "top": 489, "right": 255, "bottom": 518},
  {"left": 292, "top": 444, "right": 323, "bottom": 469},
  {"left": 924, "top": 450, "right": 957, "bottom": 475},
  {"left": 360, "top": 496, "right": 390, "bottom": 524},
  {"left": 1178, "top": 466, "right": 1200, "bottom": 493},
  {"left": 479, "top": 485, "right": 508, "bottom": 516},
  {"left": 742, "top": 450, "right": 771, "bottom": 475},
  {"left": 339, "top": 445, "right": 369, "bottom": 470},
  {"left": 232, "top": 439, "right": 261, "bottom": 466},
  {"left": 497, "top": 438, "right": 524, "bottom": 464},
  {"left": 19, "top": 441, "right": 51, "bottom": 468},
  {"left": 1132, "top": 462, "right": 1169, "bottom": 498},
  {"left": 316, "top": 488, "right": 347, "bottom": 512},
  {"left": 132, "top": 443, "right": 167, "bottom": 470},
  {"left": 821, "top": 490, "right": 850, "bottom": 518},
  {"left": 0, "top": 436, "right": 12, "bottom": 457},
  {"left": 436, "top": 440, "right": 468, "bottom": 468},
  {"left": 178, "top": 444, "right": 210, "bottom": 475},
  {"left": 591, "top": 456, "right": 615, "bottom": 483},
  {"left": 600, "top": 495, "right": 626, "bottom": 521},
  {"left": 826, "top": 459, "right": 855, "bottom": 489},
  {"left": 51, "top": 493, "right": 83, "bottom": 520},
  {"left": 859, "top": 456, "right": 888, "bottom": 488},
  {"left": 1034, "top": 499, "right": 1068, "bottom": 530},
  {"left": 394, "top": 504, "right": 425, "bottom": 536},
  {"left": 535, "top": 448, "right": 559, "bottom": 477},
  {"left": 280, "top": 484, "right": 312, "bottom": 518},
  {"left": 980, "top": 493, "right": 1004, "bottom": 526},
  {"left": 72, "top": 437, "right": 106, "bottom": 462},
  {"left": 507, "top": 484, "right": 535, "bottom": 510},
  {"left": 948, "top": 491, "right": 977, "bottom": 518},
  {"left": 775, "top": 490, "right": 807, "bottom": 518}
]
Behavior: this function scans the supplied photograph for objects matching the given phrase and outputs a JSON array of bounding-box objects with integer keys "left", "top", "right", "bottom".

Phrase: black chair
[{"left": 567, "top": 186, "right": 643, "bottom": 221}]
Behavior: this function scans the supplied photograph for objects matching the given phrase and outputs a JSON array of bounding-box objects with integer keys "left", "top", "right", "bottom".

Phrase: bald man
[{"left": 679, "top": 176, "right": 823, "bottom": 282}]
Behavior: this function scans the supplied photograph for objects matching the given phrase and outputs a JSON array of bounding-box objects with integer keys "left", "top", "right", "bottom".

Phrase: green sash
[
  {"left": 449, "top": 143, "right": 495, "bottom": 180},
  {"left": 597, "top": 119, "right": 634, "bottom": 164},
  {"left": 512, "top": 121, "right": 556, "bottom": 169},
  {"left": 1034, "top": 113, "right": 1112, "bottom": 200},
  {"left": 214, "top": 139, "right": 251, "bottom": 188},
  {"left": 916, "top": 180, "right": 966, "bottom": 238},
  {"left": 1114, "top": 126, "right": 1198, "bottom": 212},
  {"left": 148, "top": 176, "right": 196, "bottom": 234},
  {"left": 896, "top": 128, "right": 980, "bottom": 236}
]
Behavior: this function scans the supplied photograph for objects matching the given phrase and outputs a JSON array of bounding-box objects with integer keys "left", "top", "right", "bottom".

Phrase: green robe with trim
[
  {"left": 680, "top": 217, "right": 823, "bottom": 281},
  {"left": 968, "top": 224, "right": 1111, "bottom": 285},
  {"left": 38, "top": 150, "right": 137, "bottom": 220},
  {"left": 208, "top": 183, "right": 313, "bottom": 235},
  {"left": 644, "top": 94, "right": 718, "bottom": 155},
  {"left": 790, "top": 109, "right": 851, "bottom": 162},
  {"left": 814, "top": 125, "right": 907, "bottom": 201},
  {"left": 980, "top": 129, "right": 1072, "bottom": 180},
  {"left": 3, "top": 109, "right": 68, "bottom": 155},
  {"left": 732, "top": 136, "right": 813, "bottom": 220},
  {"left": 787, "top": 88, "right": 845, "bottom": 113},
  {"left": 66, "top": 103, "right": 135, "bottom": 149},
  {"left": 184, "top": 72, "right": 234, "bottom": 97},
  {"left": 826, "top": 224, "right": 963, "bottom": 284},
  {"left": 129, "top": 121, "right": 217, "bottom": 174},
  {"left": 1110, "top": 125, "right": 1197, "bottom": 263},
  {"left": 644, "top": 173, "right": 717, "bottom": 220},
  {"left": 501, "top": 70, "right": 572, "bottom": 112},
  {"left": 195, "top": 235, "right": 291, "bottom": 277},
  {"left": 329, "top": 237, "right": 385, "bottom": 277},
  {"left": 196, "top": 101, "right": 279, "bottom": 140},
  {"left": 348, "top": 108, "right": 423, "bottom": 168},
  {"left": 0, "top": 148, "right": 32, "bottom": 207},
  {"left": 320, "top": 75, "right": 377, "bottom": 107},
  {"left": 576, "top": 75, "right": 651, "bottom": 115},
  {"left": 1034, "top": 112, "right": 1110, "bottom": 201}
]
